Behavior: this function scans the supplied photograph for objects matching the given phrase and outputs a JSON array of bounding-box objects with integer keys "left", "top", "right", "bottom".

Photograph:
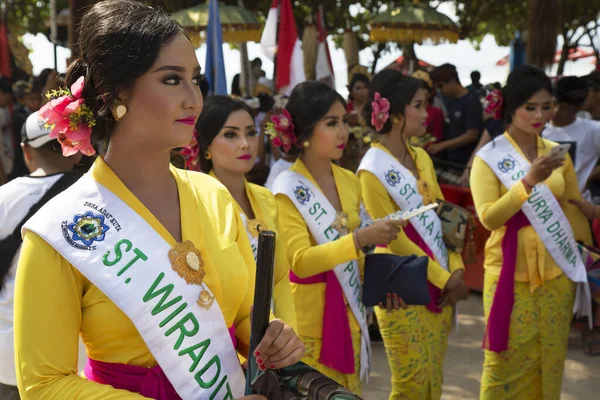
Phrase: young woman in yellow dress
[
  {"left": 195, "top": 95, "right": 296, "bottom": 327},
  {"left": 470, "top": 65, "right": 592, "bottom": 400},
  {"left": 13, "top": 1, "right": 303, "bottom": 399},
  {"left": 358, "top": 70, "right": 468, "bottom": 400},
  {"left": 269, "top": 81, "right": 406, "bottom": 394}
]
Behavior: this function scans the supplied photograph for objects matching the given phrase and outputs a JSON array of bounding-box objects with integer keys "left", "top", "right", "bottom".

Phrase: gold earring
[
  {"left": 204, "top": 151, "right": 212, "bottom": 160},
  {"left": 303, "top": 140, "right": 310, "bottom": 148},
  {"left": 111, "top": 100, "right": 127, "bottom": 121},
  {"left": 392, "top": 116, "right": 401, "bottom": 124}
]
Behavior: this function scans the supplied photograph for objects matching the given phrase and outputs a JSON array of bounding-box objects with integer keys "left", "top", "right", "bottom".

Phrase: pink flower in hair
[
  {"left": 371, "top": 92, "right": 390, "bottom": 132},
  {"left": 179, "top": 132, "right": 201, "bottom": 171},
  {"left": 266, "top": 109, "right": 298, "bottom": 153},
  {"left": 485, "top": 89, "right": 504, "bottom": 121},
  {"left": 39, "top": 76, "right": 97, "bottom": 157}
]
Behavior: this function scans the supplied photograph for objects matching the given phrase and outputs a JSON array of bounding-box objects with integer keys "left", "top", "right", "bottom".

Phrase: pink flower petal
[
  {"left": 64, "top": 125, "right": 92, "bottom": 141},
  {"left": 77, "top": 137, "right": 96, "bottom": 156},
  {"left": 70, "top": 76, "right": 85, "bottom": 99},
  {"left": 64, "top": 98, "right": 85, "bottom": 116},
  {"left": 380, "top": 98, "right": 390, "bottom": 113}
]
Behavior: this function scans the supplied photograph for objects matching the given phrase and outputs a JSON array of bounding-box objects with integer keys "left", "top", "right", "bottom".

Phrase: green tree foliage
[{"left": 4, "top": 0, "right": 68, "bottom": 36}]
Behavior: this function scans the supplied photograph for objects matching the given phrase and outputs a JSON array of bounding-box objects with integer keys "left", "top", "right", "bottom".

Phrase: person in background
[
  {"left": 272, "top": 81, "right": 406, "bottom": 394},
  {"left": 359, "top": 70, "right": 467, "bottom": 400},
  {"left": 346, "top": 73, "right": 370, "bottom": 120},
  {"left": 412, "top": 70, "right": 445, "bottom": 143},
  {"left": 428, "top": 64, "right": 483, "bottom": 168},
  {"left": 341, "top": 73, "right": 374, "bottom": 171},
  {"left": 568, "top": 196, "right": 600, "bottom": 356},
  {"left": 581, "top": 71, "right": 600, "bottom": 120},
  {"left": 542, "top": 76, "right": 600, "bottom": 201},
  {"left": 195, "top": 95, "right": 296, "bottom": 326},
  {"left": 460, "top": 89, "right": 506, "bottom": 186},
  {"left": 467, "top": 70, "right": 485, "bottom": 98},
  {"left": 0, "top": 112, "right": 82, "bottom": 400},
  {"left": 471, "top": 65, "right": 592, "bottom": 399},
  {"left": 0, "top": 78, "right": 13, "bottom": 185},
  {"left": 231, "top": 73, "right": 242, "bottom": 97},
  {"left": 11, "top": 81, "right": 41, "bottom": 180}
]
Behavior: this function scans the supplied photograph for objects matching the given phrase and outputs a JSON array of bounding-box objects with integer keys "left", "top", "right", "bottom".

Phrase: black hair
[
  {"left": 251, "top": 58, "right": 262, "bottom": 68},
  {"left": 585, "top": 71, "right": 600, "bottom": 90},
  {"left": 555, "top": 76, "right": 589, "bottom": 106},
  {"left": 502, "top": 65, "right": 552, "bottom": 123},
  {"left": 0, "top": 77, "right": 12, "bottom": 94},
  {"left": 281, "top": 81, "right": 346, "bottom": 157},
  {"left": 430, "top": 63, "right": 460, "bottom": 85},
  {"left": 231, "top": 73, "right": 242, "bottom": 96},
  {"left": 34, "top": 69, "right": 55, "bottom": 91},
  {"left": 471, "top": 70, "right": 481, "bottom": 83},
  {"left": 348, "top": 73, "right": 370, "bottom": 101},
  {"left": 195, "top": 95, "right": 255, "bottom": 173},
  {"left": 349, "top": 73, "right": 370, "bottom": 92},
  {"left": 363, "top": 69, "right": 425, "bottom": 135},
  {"left": 64, "top": 0, "right": 186, "bottom": 147}
]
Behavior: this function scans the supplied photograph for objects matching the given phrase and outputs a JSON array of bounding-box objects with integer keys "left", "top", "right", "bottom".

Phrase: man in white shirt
[
  {"left": 0, "top": 112, "right": 81, "bottom": 399},
  {"left": 543, "top": 76, "right": 600, "bottom": 201}
]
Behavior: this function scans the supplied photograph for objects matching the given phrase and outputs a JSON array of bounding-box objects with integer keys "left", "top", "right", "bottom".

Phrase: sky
[{"left": 22, "top": 3, "right": 597, "bottom": 98}]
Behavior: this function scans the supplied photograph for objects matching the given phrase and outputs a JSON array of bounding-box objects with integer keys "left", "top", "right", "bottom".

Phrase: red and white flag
[
  {"left": 315, "top": 6, "right": 334, "bottom": 88},
  {"left": 259, "top": 0, "right": 278, "bottom": 61},
  {"left": 260, "top": 0, "right": 305, "bottom": 95}
]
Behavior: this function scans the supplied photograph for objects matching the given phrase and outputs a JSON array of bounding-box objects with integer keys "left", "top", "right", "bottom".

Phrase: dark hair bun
[
  {"left": 281, "top": 81, "right": 346, "bottom": 157},
  {"left": 64, "top": 0, "right": 185, "bottom": 146},
  {"left": 364, "top": 70, "right": 424, "bottom": 134}
]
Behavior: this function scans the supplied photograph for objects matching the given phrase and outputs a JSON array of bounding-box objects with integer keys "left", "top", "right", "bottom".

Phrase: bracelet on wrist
[
  {"left": 521, "top": 178, "right": 533, "bottom": 191},
  {"left": 353, "top": 230, "right": 363, "bottom": 251}
]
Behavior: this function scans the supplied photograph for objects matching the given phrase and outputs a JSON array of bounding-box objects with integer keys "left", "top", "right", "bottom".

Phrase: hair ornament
[
  {"left": 179, "top": 131, "right": 201, "bottom": 171},
  {"left": 39, "top": 76, "right": 96, "bottom": 156},
  {"left": 371, "top": 92, "right": 390, "bottom": 132},
  {"left": 265, "top": 109, "right": 298, "bottom": 153},
  {"left": 484, "top": 89, "right": 504, "bottom": 121}
]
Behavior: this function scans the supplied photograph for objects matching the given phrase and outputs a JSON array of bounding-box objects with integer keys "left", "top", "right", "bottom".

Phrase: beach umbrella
[
  {"left": 173, "top": 2, "right": 262, "bottom": 45},
  {"left": 369, "top": 2, "right": 459, "bottom": 45}
]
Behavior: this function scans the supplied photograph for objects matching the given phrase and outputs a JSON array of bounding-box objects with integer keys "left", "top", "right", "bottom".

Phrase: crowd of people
[{"left": 1, "top": 1, "right": 600, "bottom": 400}]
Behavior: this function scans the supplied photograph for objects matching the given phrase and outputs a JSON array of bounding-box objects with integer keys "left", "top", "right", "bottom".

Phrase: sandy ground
[{"left": 363, "top": 293, "right": 600, "bottom": 400}]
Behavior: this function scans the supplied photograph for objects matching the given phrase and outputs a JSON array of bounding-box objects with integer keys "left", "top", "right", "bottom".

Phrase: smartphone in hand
[{"left": 549, "top": 144, "right": 571, "bottom": 160}]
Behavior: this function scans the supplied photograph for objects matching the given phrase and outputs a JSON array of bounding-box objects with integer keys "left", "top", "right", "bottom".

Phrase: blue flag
[{"left": 205, "top": 0, "right": 227, "bottom": 95}]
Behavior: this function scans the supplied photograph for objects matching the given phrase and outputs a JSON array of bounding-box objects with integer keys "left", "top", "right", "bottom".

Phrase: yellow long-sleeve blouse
[
  {"left": 14, "top": 158, "right": 256, "bottom": 399},
  {"left": 275, "top": 159, "right": 363, "bottom": 339},
  {"left": 208, "top": 171, "right": 296, "bottom": 328},
  {"left": 358, "top": 143, "right": 464, "bottom": 291},
  {"left": 470, "top": 133, "right": 592, "bottom": 287}
]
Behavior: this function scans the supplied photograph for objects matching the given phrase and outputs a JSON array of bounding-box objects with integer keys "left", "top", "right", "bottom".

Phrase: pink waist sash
[
  {"left": 483, "top": 210, "right": 530, "bottom": 353},
  {"left": 85, "top": 325, "right": 237, "bottom": 399},
  {"left": 404, "top": 223, "right": 443, "bottom": 313},
  {"left": 290, "top": 270, "right": 355, "bottom": 374}
]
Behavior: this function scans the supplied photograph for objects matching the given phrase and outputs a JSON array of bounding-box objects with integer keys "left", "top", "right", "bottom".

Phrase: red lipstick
[
  {"left": 176, "top": 116, "right": 196, "bottom": 126},
  {"left": 238, "top": 154, "right": 252, "bottom": 160},
  {"left": 532, "top": 122, "right": 542, "bottom": 128},
  {"left": 337, "top": 144, "right": 346, "bottom": 149}
]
